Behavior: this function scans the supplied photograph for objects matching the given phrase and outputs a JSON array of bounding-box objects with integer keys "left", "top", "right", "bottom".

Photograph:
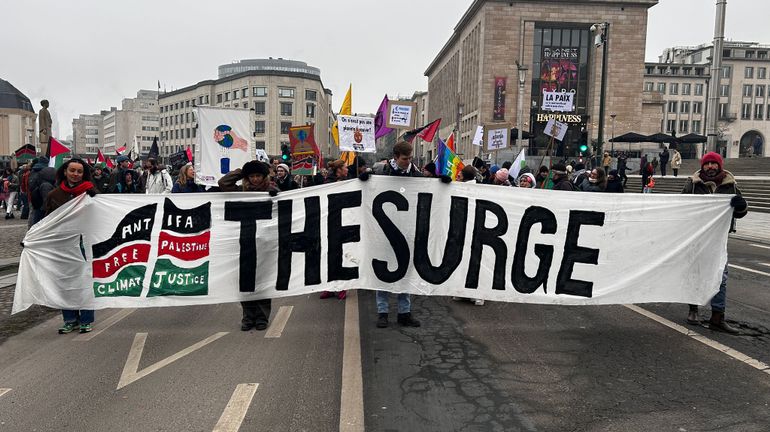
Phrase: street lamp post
[
  {"left": 515, "top": 61, "right": 528, "bottom": 154},
  {"left": 591, "top": 22, "right": 610, "bottom": 164},
  {"left": 610, "top": 113, "right": 616, "bottom": 155}
]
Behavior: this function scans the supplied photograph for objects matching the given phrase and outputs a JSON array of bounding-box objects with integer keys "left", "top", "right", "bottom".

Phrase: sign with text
[
  {"left": 13, "top": 178, "right": 730, "bottom": 312},
  {"left": 338, "top": 115, "right": 376, "bottom": 153},
  {"left": 486, "top": 126, "right": 509, "bottom": 151},
  {"left": 542, "top": 90, "right": 574, "bottom": 112},
  {"left": 472, "top": 125, "right": 484, "bottom": 146},
  {"left": 544, "top": 119, "right": 569, "bottom": 141},
  {"left": 386, "top": 101, "right": 416, "bottom": 129}
]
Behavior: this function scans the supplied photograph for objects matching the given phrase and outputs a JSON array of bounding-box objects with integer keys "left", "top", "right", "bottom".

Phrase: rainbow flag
[{"left": 435, "top": 137, "right": 464, "bottom": 180}]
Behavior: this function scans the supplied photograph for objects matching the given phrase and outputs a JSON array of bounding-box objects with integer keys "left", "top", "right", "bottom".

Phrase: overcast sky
[{"left": 1, "top": 0, "right": 768, "bottom": 139}]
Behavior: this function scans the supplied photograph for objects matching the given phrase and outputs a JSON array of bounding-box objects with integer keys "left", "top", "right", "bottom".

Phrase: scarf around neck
[
  {"left": 699, "top": 170, "right": 726, "bottom": 186},
  {"left": 60, "top": 180, "right": 95, "bottom": 196}
]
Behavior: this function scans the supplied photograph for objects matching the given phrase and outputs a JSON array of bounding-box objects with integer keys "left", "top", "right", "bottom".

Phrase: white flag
[{"left": 511, "top": 148, "right": 526, "bottom": 180}]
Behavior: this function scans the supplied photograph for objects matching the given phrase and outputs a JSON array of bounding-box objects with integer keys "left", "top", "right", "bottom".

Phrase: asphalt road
[{"left": 0, "top": 236, "right": 768, "bottom": 431}]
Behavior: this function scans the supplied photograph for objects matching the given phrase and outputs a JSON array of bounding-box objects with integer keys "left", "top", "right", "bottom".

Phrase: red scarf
[
  {"left": 60, "top": 181, "right": 95, "bottom": 196},
  {"left": 698, "top": 170, "right": 726, "bottom": 186}
]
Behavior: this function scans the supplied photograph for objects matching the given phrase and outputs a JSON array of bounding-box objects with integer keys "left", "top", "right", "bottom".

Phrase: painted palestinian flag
[
  {"left": 148, "top": 198, "right": 211, "bottom": 297},
  {"left": 91, "top": 204, "right": 157, "bottom": 297}
]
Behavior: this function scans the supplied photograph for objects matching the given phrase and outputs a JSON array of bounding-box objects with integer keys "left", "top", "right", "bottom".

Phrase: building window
[
  {"left": 186, "top": 128, "right": 191, "bottom": 138},
  {"left": 278, "top": 88, "right": 295, "bottom": 98},
  {"left": 254, "top": 101, "right": 266, "bottom": 115},
  {"left": 306, "top": 103, "right": 315, "bottom": 118},
  {"left": 760, "top": 51, "right": 768, "bottom": 59},
  {"left": 186, "top": 113, "right": 190, "bottom": 123},
  {"left": 644, "top": 82, "right": 653, "bottom": 92},
  {"left": 755, "top": 104, "right": 764, "bottom": 120},
  {"left": 683, "top": 68, "right": 692, "bottom": 76},
  {"left": 666, "top": 119, "right": 676, "bottom": 132},
  {"left": 745, "top": 67, "right": 754, "bottom": 79},
  {"left": 680, "top": 101, "right": 690, "bottom": 113},
  {"left": 695, "top": 84, "right": 704, "bottom": 96},
  {"left": 280, "top": 102, "right": 293, "bottom": 116},
  {"left": 670, "top": 83, "right": 679, "bottom": 95},
  {"left": 657, "top": 83, "right": 666, "bottom": 94},
  {"left": 721, "top": 66, "right": 731, "bottom": 78},
  {"left": 242, "top": 102, "right": 248, "bottom": 109},
  {"left": 668, "top": 101, "right": 678, "bottom": 113},
  {"left": 305, "top": 90, "right": 317, "bottom": 101},
  {"left": 233, "top": 103, "right": 239, "bottom": 108},
  {"left": 692, "top": 120, "right": 701, "bottom": 133},
  {"left": 719, "top": 103, "right": 729, "bottom": 119},
  {"left": 199, "top": 96, "right": 204, "bottom": 105},
  {"left": 746, "top": 51, "right": 755, "bottom": 59},
  {"left": 205, "top": 95, "right": 210, "bottom": 104},
  {"left": 743, "top": 84, "right": 753, "bottom": 97},
  {"left": 242, "top": 88, "right": 248, "bottom": 98},
  {"left": 233, "top": 90, "right": 239, "bottom": 100},
  {"left": 693, "top": 102, "right": 702, "bottom": 114},
  {"left": 742, "top": 103, "right": 751, "bottom": 119},
  {"left": 255, "top": 121, "right": 265, "bottom": 134},
  {"left": 175, "top": 103, "right": 179, "bottom": 110},
  {"left": 186, "top": 100, "right": 190, "bottom": 108},
  {"left": 225, "top": 92, "right": 231, "bottom": 102},
  {"left": 720, "top": 85, "right": 730, "bottom": 97},
  {"left": 253, "top": 87, "right": 267, "bottom": 97},
  {"left": 679, "top": 120, "right": 688, "bottom": 133},
  {"left": 682, "top": 83, "right": 691, "bottom": 95},
  {"left": 255, "top": 141, "right": 266, "bottom": 150},
  {"left": 193, "top": 128, "right": 196, "bottom": 138},
  {"left": 760, "top": 68, "right": 768, "bottom": 79},
  {"left": 280, "top": 121, "right": 292, "bottom": 134},
  {"left": 671, "top": 67, "right": 679, "bottom": 75},
  {"left": 217, "top": 94, "right": 223, "bottom": 104}
]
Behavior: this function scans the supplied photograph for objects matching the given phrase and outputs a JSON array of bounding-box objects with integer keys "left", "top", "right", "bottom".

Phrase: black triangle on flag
[{"left": 148, "top": 136, "right": 160, "bottom": 159}]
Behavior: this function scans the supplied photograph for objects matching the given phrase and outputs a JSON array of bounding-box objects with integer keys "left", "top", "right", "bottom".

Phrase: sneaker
[
  {"left": 376, "top": 313, "right": 388, "bottom": 328},
  {"left": 241, "top": 321, "right": 254, "bottom": 331},
  {"left": 79, "top": 323, "right": 93, "bottom": 333},
  {"left": 473, "top": 299, "right": 485, "bottom": 306},
  {"left": 397, "top": 312, "right": 421, "bottom": 327},
  {"left": 58, "top": 322, "right": 79, "bottom": 334}
]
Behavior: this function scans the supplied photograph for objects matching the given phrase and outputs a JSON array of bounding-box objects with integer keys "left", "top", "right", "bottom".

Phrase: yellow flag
[{"left": 332, "top": 84, "right": 352, "bottom": 147}]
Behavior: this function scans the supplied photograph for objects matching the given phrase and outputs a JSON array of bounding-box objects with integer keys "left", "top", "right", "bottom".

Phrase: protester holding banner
[
  {"left": 144, "top": 158, "right": 173, "bottom": 194},
  {"left": 218, "top": 160, "right": 278, "bottom": 331},
  {"left": 360, "top": 141, "right": 422, "bottom": 328},
  {"left": 91, "top": 165, "right": 111, "bottom": 194},
  {"left": 171, "top": 163, "right": 205, "bottom": 193},
  {"left": 517, "top": 173, "right": 537, "bottom": 188},
  {"left": 320, "top": 158, "right": 351, "bottom": 300},
  {"left": 551, "top": 164, "right": 576, "bottom": 191},
  {"left": 578, "top": 168, "right": 607, "bottom": 192},
  {"left": 492, "top": 168, "right": 512, "bottom": 186},
  {"left": 684, "top": 152, "right": 748, "bottom": 334},
  {"left": 422, "top": 162, "right": 437, "bottom": 178},
  {"left": 605, "top": 169, "right": 624, "bottom": 193},
  {"left": 115, "top": 170, "right": 141, "bottom": 194},
  {"left": 43, "top": 158, "right": 97, "bottom": 334},
  {"left": 274, "top": 163, "right": 298, "bottom": 192}
]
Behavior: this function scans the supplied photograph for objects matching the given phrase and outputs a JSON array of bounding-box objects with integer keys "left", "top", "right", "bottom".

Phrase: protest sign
[
  {"left": 486, "top": 126, "right": 509, "bottom": 151},
  {"left": 194, "top": 107, "right": 252, "bottom": 186},
  {"left": 472, "top": 125, "right": 484, "bottom": 146},
  {"left": 168, "top": 150, "right": 190, "bottom": 169},
  {"left": 14, "top": 178, "right": 730, "bottom": 312},
  {"left": 338, "top": 115, "right": 376, "bottom": 153},
  {"left": 544, "top": 119, "right": 569, "bottom": 141},
  {"left": 386, "top": 101, "right": 416, "bottom": 129},
  {"left": 542, "top": 90, "right": 575, "bottom": 112}
]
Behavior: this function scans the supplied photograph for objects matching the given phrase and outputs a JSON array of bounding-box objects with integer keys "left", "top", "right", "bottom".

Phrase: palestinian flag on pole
[
  {"left": 403, "top": 119, "right": 441, "bottom": 144},
  {"left": 115, "top": 145, "right": 127, "bottom": 155},
  {"left": 97, "top": 149, "right": 115, "bottom": 169},
  {"left": 48, "top": 137, "right": 71, "bottom": 169}
]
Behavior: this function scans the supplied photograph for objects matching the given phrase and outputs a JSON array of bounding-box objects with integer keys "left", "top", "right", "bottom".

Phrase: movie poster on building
[
  {"left": 194, "top": 107, "right": 253, "bottom": 187},
  {"left": 493, "top": 77, "right": 506, "bottom": 120},
  {"left": 486, "top": 125, "right": 509, "bottom": 151},
  {"left": 540, "top": 48, "right": 579, "bottom": 93},
  {"left": 338, "top": 115, "right": 376, "bottom": 153}
]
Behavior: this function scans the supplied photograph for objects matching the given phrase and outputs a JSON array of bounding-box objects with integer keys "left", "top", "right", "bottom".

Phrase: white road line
[
  {"left": 264, "top": 306, "right": 293, "bottom": 339},
  {"left": 0, "top": 225, "right": 27, "bottom": 230},
  {"left": 74, "top": 308, "right": 136, "bottom": 341},
  {"left": 212, "top": 383, "right": 259, "bottom": 432},
  {"left": 0, "top": 388, "right": 11, "bottom": 398},
  {"left": 759, "top": 262, "right": 770, "bottom": 268},
  {"left": 625, "top": 305, "right": 770, "bottom": 376},
  {"left": 117, "top": 331, "right": 229, "bottom": 390},
  {"left": 339, "top": 290, "right": 365, "bottom": 432},
  {"left": 0, "top": 273, "right": 17, "bottom": 289},
  {"left": 728, "top": 264, "right": 770, "bottom": 277},
  {"left": 749, "top": 243, "right": 770, "bottom": 250}
]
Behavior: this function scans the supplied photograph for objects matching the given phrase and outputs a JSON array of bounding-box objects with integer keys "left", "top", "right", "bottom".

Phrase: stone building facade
[
  {"left": 0, "top": 79, "right": 36, "bottom": 165},
  {"left": 72, "top": 113, "right": 102, "bottom": 156},
  {"left": 425, "top": 0, "right": 657, "bottom": 161},
  {"left": 159, "top": 59, "right": 333, "bottom": 159},
  {"left": 101, "top": 90, "right": 160, "bottom": 155}
]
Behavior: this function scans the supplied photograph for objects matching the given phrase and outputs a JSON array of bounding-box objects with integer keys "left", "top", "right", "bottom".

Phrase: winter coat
[
  {"left": 44, "top": 182, "right": 98, "bottom": 215},
  {"left": 373, "top": 160, "right": 423, "bottom": 177},
  {"left": 275, "top": 175, "right": 299, "bottom": 191},
  {"left": 670, "top": 151, "right": 682, "bottom": 169},
  {"left": 5, "top": 174, "right": 19, "bottom": 192},
  {"left": 217, "top": 169, "right": 279, "bottom": 194},
  {"left": 144, "top": 169, "right": 173, "bottom": 194},
  {"left": 172, "top": 179, "right": 205, "bottom": 193},
  {"left": 28, "top": 166, "right": 56, "bottom": 210},
  {"left": 601, "top": 154, "right": 611, "bottom": 167},
  {"left": 552, "top": 177, "right": 576, "bottom": 191},
  {"left": 659, "top": 149, "right": 670, "bottom": 165},
  {"left": 579, "top": 178, "right": 605, "bottom": 192},
  {"left": 682, "top": 170, "right": 747, "bottom": 219},
  {"left": 91, "top": 174, "right": 111, "bottom": 194},
  {"left": 605, "top": 178, "right": 624, "bottom": 193}
]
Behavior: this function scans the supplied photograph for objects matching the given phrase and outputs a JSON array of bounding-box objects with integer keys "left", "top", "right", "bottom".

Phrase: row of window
[
  {"left": 644, "top": 82, "right": 705, "bottom": 95},
  {"left": 254, "top": 121, "right": 293, "bottom": 135},
  {"left": 161, "top": 102, "right": 315, "bottom": 127},
  {"left": 719, "top": 65, "right": 770, "bottom": 80},
  {"left": 665, "top": 119, "right": 701, "bottom": 134},
  {"left": 161, "top": 128, "right": 196, "bottom": 141},
  {"left": 666, "top": 101, "right": 703, "bottom": 114},
  {"left": 161, "top": 89, "right": 318, "bottom": 112},
  {"left": 739, "top": 103, "right": 770, "bottom": 120},
  {"left": 645, "top": 66, "right": 707, "bottom": 76},
  {"left": 723, "top": 49, "right": 769, "bottom": 60}
]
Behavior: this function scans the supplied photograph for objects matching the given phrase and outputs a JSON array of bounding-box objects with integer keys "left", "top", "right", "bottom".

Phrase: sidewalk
[{"left": 731, "top": 211, "right": 770, "bottom": 244}]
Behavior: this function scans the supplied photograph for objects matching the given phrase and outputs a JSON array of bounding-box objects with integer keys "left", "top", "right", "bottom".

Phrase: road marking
[
  {"left": 339, "top": 290, "right": 364, "bottom": 432},
  {"left": 212, "top": 383, "right": 259, "bottom": 432},
  {"left": 264, "top": 306, "right": 293, "bottom": 339},
  {"left": 117, "top": 331, "right": 228, "bottom": 390},
  {"left": 74, "top": 308, "right": 136, "bottom": 341},
  {"left": 0, "top": 273, "right": 17, "bottom": 289},
  {"left": 625, "top": 305, "right": 770, "bottom": 376},
  {"left": 0, "top": 388, "right": 11, "bottom": 398},
  {"left": 749, "top": 243, "right": 770, "bottom": 250},
  {"left": 759, "top": 262, "right": 770, "bottom": 268},
  {"left": 728, "top": 264, "right": 770, "bottom": 277},
  {"left": 0, "top": 225, "right": 27, "bottom": 230}
]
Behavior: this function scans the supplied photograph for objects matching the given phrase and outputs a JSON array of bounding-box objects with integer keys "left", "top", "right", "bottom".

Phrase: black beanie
[{"left": 241, "top": 161, "right": 270, "bottom": 178}]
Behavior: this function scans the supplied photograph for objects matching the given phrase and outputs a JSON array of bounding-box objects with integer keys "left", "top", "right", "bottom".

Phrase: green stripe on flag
[
  {"left": 147, "top": 259, "right": 209, "bottom": 297},
  {"left": 93, "top": 265, "right": 146, "bottom": 297}
]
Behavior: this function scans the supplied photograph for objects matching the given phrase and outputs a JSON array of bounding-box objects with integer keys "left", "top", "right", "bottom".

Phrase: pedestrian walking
[
  {"left": 27, "top": 157, "right": 56, "bottom": 227},
  {"left": 218, "top": 160, "right": 278, "bottom": 331},
  {"left": 616, "top": 152, "right": 630, "bottom": 187},
  {"left": 683, "top": 152, "right": 748, "bottom": 334},
  {"left": 171, "top": 163, "right": 205, "bottom": 193},
  {"left": 670, "top": 148, "right": 682, "bottom": 177},
  {"left": 659, "top": 147, "right": 670, "bottom": 176},
  {"left": 2, "top": 168, "right": 19, "bottom": 219},
  {"left": 641, "top": 161, "right": 653, "bottom": 193},
  {"left": 602, "top": 151, "right": 611, "bottom": 173},
  {"left": 360, "top": 141, "right": 424, "bottom": 328},
  {"left": 44, "top": 158, "right": 98, "bottom": 334}
]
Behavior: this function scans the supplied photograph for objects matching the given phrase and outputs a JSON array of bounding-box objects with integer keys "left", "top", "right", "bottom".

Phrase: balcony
[{"left": 719, "top": 112, "right": 738, "bottom": 122}]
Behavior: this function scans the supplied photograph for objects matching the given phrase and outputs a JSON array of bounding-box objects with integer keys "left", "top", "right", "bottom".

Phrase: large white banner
[
  {"left": 195, "top": 107, "right": 253, "bottom": 186},
  {"left": 13, "top": 178, "right": 732, "bottom": 313}
]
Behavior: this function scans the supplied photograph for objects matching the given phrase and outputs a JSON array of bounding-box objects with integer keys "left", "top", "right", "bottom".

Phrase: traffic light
[
  {"left": 579, "top": 143, "right": 588, "bottom": 153},
  {"left": 281, "top": 144, "right": 291, "bottom": 162}
]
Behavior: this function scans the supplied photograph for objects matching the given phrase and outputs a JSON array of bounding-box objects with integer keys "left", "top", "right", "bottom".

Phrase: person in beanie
[
  {"left": 274, "top": 163, "right": 298, "bottom": 191},
  {"left": 492, "top": 168, "right": 512, "bottom": 186},
  {"left": 460, "top": 165, "right": 477, "bottom": 182},
  {"left": 683, "top": 152, "right": 747, "bottom": 333},
  {"left": 219, "top": 160, "right": 278, "bottom": 331},
  {"left": 517, "top": 172, "right": 537, "bottom": 188},
  {"left": 422, "top": 161, "right": 437, "bottom": 178},
  {"left": 551, "top": 163, "right": 576, "bottom": 191},
  {"left": 108, "top": 155, "right": 133, "bottom": 193},
  {"left": 91, "top": 164, "right": 111, "bottom": 193},
  {"left": 44, "top": 158, "right": 98, "bottom": 334},
  {"left": 605, "top": 169, "right": 624, "bottom": 193}
]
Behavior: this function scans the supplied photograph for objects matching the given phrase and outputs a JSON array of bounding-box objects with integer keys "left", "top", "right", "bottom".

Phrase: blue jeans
[
  {"left": 376, "top": 291, "right": 411, "bottom": 314},
  {"left": 62, "top": 310, "right": 94, "bottom": 325},
  {"left": 711, "top": 264, "right": 728, "bottom": 312}
]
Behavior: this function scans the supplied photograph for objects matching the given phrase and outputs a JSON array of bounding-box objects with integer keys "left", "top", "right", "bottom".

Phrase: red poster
[{"left": 493, "top": 77, "right": 506, "bottom": 121}]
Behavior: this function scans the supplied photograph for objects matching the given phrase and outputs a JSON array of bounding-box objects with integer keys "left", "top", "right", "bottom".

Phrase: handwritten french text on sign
[
  {"left": 542, "top": 90, "right": 575, "bottom": 112},
  {"left": 493, "top": 77, "right": 506, "bottom": 120},
  {"left": 544, "top": 119, "right": 569, "bottom": 141},
  {"left": 386, "top": 101, "right": 416, "bottom": 129},
  {"left": 487, "top": 127, "right": 509, "bottom": 151},
  {"left": 13, "top": 177, "right": 731, "bottom": 313},
  {"left": 338, "top": 115, "right": 376, "bottom": 153}
]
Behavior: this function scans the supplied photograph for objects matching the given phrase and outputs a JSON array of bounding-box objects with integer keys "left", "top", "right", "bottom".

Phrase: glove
[
  {"left": 730, "top": 195, "right": 747, "bottom": 211},
  {"left": 86, "top": 189, "right": 97, "bottom": 197},
  {"left": 439, "top": 175, "right": 452, "bottom": 184},
  {"left": 269, "top": 189, "right": 278, "bottom": 197},
  {"left": 358, "top": 171, "right": 370, "bottom": 182}
]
